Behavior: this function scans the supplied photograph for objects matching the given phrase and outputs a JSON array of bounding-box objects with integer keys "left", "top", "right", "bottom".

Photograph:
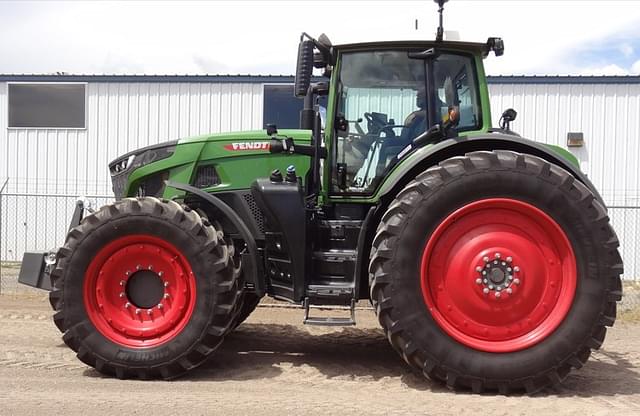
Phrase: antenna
[{"left": 434, "top": 0, "right": 449, "bottom": 42}]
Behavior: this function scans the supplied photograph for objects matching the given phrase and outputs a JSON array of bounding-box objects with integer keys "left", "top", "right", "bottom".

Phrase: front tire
[
  {"left": 231, "top": 292, "right": 262, "bottom": 330},
  {"left": 49, "top": 197, "right": 240, "bottom": 379},
  {"left": 369, "top": 151, "right": 623, "bottom": 393}
]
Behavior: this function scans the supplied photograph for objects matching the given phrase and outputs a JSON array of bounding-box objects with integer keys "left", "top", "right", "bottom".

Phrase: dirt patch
[{"left": 0, "top": 295, "right": 639, "bottom": 416}]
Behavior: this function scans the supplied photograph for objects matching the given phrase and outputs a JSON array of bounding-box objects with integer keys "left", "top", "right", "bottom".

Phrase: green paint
[
  {"left": 121, "top": 129, "right": 312, "bottom": 199},
  {"left": 116, "top": 40, "right": 587, "bottom": 207}
]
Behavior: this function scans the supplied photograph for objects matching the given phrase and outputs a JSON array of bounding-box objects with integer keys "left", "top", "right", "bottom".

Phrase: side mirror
[
  {"left": 499, "top": 108, "right": 517, "bottom": 131},
  {"left": 487, "top": 37, "right": 505, "bottom": 57},
  {"left": 294, "top": 40, "right": 315, "bottom": 98}
]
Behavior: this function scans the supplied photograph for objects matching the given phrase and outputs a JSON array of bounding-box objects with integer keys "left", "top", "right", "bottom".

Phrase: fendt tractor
[{"left": 19, "top": 0, "right": 622, "bottom": 393}]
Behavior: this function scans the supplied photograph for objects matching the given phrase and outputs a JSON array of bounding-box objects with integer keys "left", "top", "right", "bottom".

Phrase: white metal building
[{"left": 1, "top": 74, "right": 639, "bottom": 278}]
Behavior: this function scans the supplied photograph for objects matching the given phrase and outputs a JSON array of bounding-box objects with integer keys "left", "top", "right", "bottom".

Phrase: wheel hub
[
  {"left": 125, "top": 269, "right": 165, "bottom": 309},
  {"left": 475, "top": 253, "right": 522, "bottom": 298}
]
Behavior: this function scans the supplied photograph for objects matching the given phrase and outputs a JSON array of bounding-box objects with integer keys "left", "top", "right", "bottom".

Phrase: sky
[{"left": 0, "top": 0, "right": 640, "bottom": 76}]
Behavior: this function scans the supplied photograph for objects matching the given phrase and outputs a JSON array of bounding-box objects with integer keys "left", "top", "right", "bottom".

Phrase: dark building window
[
  {"left": 263, "top": 84, "right": 326, "bottom": 130},
  {"left": 8, "top": 83, "right": 86, "bottom": 128}
]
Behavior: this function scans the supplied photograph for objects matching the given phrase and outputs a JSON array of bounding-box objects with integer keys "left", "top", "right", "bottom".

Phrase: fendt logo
[{"left": 224, "top": 142, "right": 270, "bottom": 151}]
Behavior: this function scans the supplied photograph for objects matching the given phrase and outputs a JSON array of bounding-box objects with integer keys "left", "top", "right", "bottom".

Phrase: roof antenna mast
[{"left": 434, "top": 0, "right": 449, "bottom": 42}]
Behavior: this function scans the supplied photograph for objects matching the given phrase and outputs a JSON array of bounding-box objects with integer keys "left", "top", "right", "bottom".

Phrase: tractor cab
[
  {"left": 271, "top": 29, "right": 504, "bottom": 197},
  {"left": 323, "top": 42, "right": 491, "bottom": 194}
]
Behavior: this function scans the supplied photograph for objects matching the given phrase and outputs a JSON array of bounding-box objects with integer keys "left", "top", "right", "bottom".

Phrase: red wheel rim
[
  {"left": 420, "top": 198, "right": 577, "bottom": 352},
  {"left": 83, "top": 235, "right": 197, "bottom": 348}
]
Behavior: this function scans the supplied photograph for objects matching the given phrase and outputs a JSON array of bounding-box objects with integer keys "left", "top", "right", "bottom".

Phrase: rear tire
[
  {"left": 369, "top": 151, "right": 623, "bottom": 393},
  {"left": 49, "top": 197, "right": 240, "bottom": 379}
]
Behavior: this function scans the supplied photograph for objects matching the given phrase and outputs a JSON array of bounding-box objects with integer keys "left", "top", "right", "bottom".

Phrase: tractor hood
[{"left": 109, "top": 129, "right": 313, "bottom": 199}]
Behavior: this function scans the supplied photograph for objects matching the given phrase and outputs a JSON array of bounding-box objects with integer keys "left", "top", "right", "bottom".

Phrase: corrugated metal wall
[
  {"left": 1, "top": 79, "right": 639, "bottom": 278},
  {"left": 0, "top": 82, "right": 264, "bottom": 196},
  {"left": 488, "top": 83, "right": 640, "bottom": 206}
]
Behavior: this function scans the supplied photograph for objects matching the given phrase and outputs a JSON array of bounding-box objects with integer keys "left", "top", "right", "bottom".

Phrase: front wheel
[
  {"left": 370, "top": 151, "right": 622, "bottom": 393},
  {"left": 49, "top": 197, "right": 241, "bottom": 379}
]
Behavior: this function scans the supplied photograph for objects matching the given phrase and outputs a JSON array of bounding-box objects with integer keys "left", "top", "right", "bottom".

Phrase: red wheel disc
[
  {"left": 83, "top": 235, "right": 197, "bottom": 348},
  {"left": 420, "top": 198, "right": 577, "bottom": 352}
]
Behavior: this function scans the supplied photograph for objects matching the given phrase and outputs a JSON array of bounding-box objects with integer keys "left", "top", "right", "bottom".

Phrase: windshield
[{"left": 332, "top": 49, "right": 480, "bottom": 194}]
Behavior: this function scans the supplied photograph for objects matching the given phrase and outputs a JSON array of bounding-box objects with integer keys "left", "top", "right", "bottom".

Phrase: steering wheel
[{"left": 364, "top": 112, "right": 397, "bottom": 138}]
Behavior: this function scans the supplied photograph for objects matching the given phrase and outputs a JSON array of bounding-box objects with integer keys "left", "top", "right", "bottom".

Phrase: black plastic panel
[{"left": 251, "top": 178, "right": 306, "bottom": 301}]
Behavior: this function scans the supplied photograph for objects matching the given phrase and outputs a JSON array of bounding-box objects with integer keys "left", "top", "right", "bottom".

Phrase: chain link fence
[
  {"left": 0, "top": 192, "right": 113, "bottom": 295},
  {"left": 1, "top": 192, "right": 639, "bottom": 311}
]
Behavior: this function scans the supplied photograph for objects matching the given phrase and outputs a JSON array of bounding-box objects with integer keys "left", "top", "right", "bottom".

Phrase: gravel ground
[{"left": 0, "top": 295, "right": 639, "bottom": 416}]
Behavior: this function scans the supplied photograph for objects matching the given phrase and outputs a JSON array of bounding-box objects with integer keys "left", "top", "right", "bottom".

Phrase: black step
[{"left": 302, "top": 297, "right": 356, "bottom": 326}]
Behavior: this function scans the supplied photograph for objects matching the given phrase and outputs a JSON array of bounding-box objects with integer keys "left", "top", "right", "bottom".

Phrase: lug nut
[
  {"left": 513, "top": 278, "right": 521, "bottom": 285},
  {"left": 501, "top": 262, "right": 506, "bottom": 266},
  {"left": 514, "top": 266, "right": 520, "bottom": 272},
  {"left": 507, "top": 267, "right": 512, "bottom": 272},
  {"left": 475, "top": 278, "right": 482, "bottom": 285},
  {"left": 158, "top": 271, "right": 164, "bottom": 277},
  {"left": 135, "top": 308, "right": 141, "bottom": 315},
  {"left": 125, "top": 302, "right": 131, "bottom": 308},
  {"left": 506, "top": 256, "right": 513, "bottom": 263},
  {"left": 125, "top": 270, "right": 131, "bottom": 276},
  {"left": 495, "top": 292, "right": 501, "bottom": 298},
  {"left": 119, "top": 292, "right": 125, "bottom": 298},
  {"left": 163, "top": 293, "right": 170, "bottom": 299},
  {"left": 495, "top": 253, "right": 501, "bottom": 259},
  {"left": 148, "top": 265, "right": 153, "bottom": 270},
  {"left": 496, "top": 286, "right": 502, "bottom": 291},
  {"left": 164, "top": 281, "right": 169, "bottom": 287},
  {"left": 488, "top": 285, "right": 494, "bottom": 290},
  {"left": 508, "top": 275, "right": 513, "bottom": 281},
  {"left": 476, "top": 266, "right": 483, "bottom": 273},
  {"left": 482, "top": 271, "right": 487, "bottom": 275},
  {"left": 157, "top": 303, "right": 163, "bottom": 309},
  {"left": 483, "top": 256, "right": 490, "bottom": 263},
  {"left": 483, "top": 279, "right": 488, "bottom": 284},
  {"left": 147, "top": 309, "right": 153, "bottom": 315},
  {"left": 119, "top": 280, "right": 126, "bottom": 286},
  {"left": 483, "top": 288, "right": 490, "bottom": 294},
  {"left": 506, "top": 288, "right": 513, "bottom": 294}
]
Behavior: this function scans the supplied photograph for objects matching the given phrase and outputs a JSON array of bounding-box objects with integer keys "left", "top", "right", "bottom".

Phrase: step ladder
[{"left": 302, "top": 297, "right": 356, "bottom": 326}]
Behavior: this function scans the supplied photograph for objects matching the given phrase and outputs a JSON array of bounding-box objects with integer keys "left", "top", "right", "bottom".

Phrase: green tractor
[{"left": 19, "top": 0, "right": 622, "bottom": 393}]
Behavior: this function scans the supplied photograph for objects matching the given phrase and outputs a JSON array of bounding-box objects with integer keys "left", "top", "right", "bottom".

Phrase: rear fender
[{"left": 376, "top": 133, "right": 603, "bottom": 205}]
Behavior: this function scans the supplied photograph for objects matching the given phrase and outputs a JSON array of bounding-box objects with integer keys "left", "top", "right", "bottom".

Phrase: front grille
[
  {"left": 194, "top": 165, "right": 220, "bottom": 188},
  {"left": 243, "top": 193, "right": 264, "bottom": 233},
  {"left": 111, "top": 173, "right": 128, "bottom": 200}
]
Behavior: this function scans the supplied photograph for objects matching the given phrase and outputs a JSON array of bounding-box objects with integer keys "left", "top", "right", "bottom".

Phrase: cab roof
[{"left": 334, "top": 40, "right": 493, "bottom": 57}]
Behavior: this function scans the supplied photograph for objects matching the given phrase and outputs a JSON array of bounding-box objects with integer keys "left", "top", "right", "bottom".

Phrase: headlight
[
  {"left": 111, "top": 154, "right": 136, "bottom": 174},
  {"left": 109, "top": 140, "right": 177, "bottom": 199},
  {"left": 109, "top": 141, "right": 177, "bottom": 176}
]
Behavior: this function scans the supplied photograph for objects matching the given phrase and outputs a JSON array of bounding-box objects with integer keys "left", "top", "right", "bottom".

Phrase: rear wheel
[
  {"left": 370, "top": 151, "right": 623, "bottom": 393},
  {"left": 49, "top": 197, "right": 240, "bottom": 379}
]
